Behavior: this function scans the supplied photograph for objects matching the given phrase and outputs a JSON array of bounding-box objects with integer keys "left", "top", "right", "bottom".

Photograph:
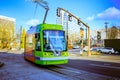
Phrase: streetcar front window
[{"left": 43, "top": 30, "right": 67, "bottom": 52}]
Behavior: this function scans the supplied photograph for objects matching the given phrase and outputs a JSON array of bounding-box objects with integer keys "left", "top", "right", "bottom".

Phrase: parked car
[
  {"left": 90, "top": 47, "right": 102, "bottom": 52},
  {"left": 98, "top": 47, "right": 116, "bottom": 54},
  {"left": 72, "top": 45, "right": 79, "bottom": 49},
  {"left": 82, "top": 46, "right": 101, "bottom": 55},
  {"left": 83, "top": 46, "right": 102, "bottom": 52}
]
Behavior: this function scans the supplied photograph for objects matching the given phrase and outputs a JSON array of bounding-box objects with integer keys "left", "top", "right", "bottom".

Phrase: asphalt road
[
  {"left": 0, "top": 52, "right": 110, "bottom": 80},
  {"left": 0, "top": 51, "right": 120, "bottom": 80},
  {"left": 64, "top": 59, "right": 120, "bottom": 78},
  {"left": 67, "top": 49, "right": 120, "bottom": 78}
]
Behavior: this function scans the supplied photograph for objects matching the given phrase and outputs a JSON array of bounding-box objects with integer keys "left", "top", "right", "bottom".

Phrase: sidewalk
[
  {"left": 69, "top": 53, "right": 120, "bottom": 63},
  {"left": 0, "top": 49, "right": 24, "bottom": 54}
]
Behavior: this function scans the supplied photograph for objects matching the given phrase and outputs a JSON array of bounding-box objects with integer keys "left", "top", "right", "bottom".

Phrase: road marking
[{"left": 90, "top": 63, "right": 120, "bottom": 69}]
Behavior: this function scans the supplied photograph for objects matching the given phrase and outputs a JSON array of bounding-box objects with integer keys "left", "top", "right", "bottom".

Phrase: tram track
[
  {"left": 25, "top": 60, "right": 83, "bottom": 80},
  {"left": 24, "top": 55, "right": 120, "bottom": 80},
  {"left": 43, "top": 65, "right": 84, "bottom": 80},
  {"left": 30, "top": 63, "right": 118, "bottom": 80}
]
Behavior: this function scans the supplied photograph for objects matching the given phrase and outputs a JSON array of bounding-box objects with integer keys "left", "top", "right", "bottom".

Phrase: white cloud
[
  {"left": 87, "top": 7, "right": 120, "bottom": 21},
  {"left": 26, "top": 19, "right": 39, "bottom": 26},
  {"left": 97, "top": 7, "right": 120, "bottom": 19},
  {"left": 86, "top": 15, "right": 95, "bottom": 21}
]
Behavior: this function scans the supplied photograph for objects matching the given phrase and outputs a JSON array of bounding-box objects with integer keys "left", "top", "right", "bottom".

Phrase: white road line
[{"left": 90, "top": 63, "right": 120, "bottom": 69}]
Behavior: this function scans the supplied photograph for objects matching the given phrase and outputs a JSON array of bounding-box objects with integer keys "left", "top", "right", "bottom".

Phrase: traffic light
[
  {"left": 56, "top": 9, "right": 60, "bottom": 17},
  {"left": 68, "top": 15, "right": 72, "bottom": 21},
  {"left": 77, "top": 20, "right": 81, "bottom": 25},
  {"left": 80, "top": 28, "right": 84, "bottom": 38},
  {"left": 97, "top": 31, "right": 101, "bottom": 40}
]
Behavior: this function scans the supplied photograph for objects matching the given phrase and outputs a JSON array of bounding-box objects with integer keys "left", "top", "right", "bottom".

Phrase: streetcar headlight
[
  {"left": 44, "top": 53, "right": 53, "bottom": 56},
  {"left": 62, "top": 52, "right": 67, "bottom": 56}
]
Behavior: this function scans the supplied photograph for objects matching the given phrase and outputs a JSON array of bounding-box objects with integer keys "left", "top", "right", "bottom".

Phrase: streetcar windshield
[{"left": 43, "top": 30, "right": 67, "bottom": 52}]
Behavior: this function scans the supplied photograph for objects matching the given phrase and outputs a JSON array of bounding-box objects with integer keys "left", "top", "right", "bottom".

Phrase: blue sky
[{"left": 0, "top": 0, "right": 120, "bottom": 31}]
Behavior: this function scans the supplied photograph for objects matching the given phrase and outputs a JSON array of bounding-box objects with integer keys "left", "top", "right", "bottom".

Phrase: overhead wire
[{"left": 33, "top": 3, "right": 38, "bottom": 19}]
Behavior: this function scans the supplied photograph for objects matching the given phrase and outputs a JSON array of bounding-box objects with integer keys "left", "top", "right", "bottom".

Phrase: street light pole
[
  {"left": 86, "top": 28, "right": 87, "bottom": 39},
  {"left": 105, "top": 22, "right": 108, "bottom": 39}
]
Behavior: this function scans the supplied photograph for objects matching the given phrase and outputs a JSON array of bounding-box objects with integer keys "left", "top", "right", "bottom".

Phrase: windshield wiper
[{"left": 48, "top": 37, "right": 61, "bottom": 56}]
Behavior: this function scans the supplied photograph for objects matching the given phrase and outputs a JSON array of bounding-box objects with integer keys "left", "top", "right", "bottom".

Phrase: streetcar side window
[
  {"left": 35, "top": 33, "right": 40, "bottom": 41},
  {"left": 35, "top": 33, "right": 41, "bottom": 51}
]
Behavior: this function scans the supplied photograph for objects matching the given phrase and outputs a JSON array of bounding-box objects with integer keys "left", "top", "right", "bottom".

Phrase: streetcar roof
[{"left": 27, "top": 26, "right": 36, "bottom": 34}]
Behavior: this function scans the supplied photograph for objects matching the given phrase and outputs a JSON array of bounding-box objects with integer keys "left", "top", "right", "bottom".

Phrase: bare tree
[
  {"left": 107, "top": 26, "right": 119, "bottom": 39},
  {"left": 0, "top": 18, "right": 15, "bottom": 49}
]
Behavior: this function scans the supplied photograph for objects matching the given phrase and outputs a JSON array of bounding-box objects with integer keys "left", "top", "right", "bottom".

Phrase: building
[
  {"left": 91, "top": 27, "right": 120, "bottom": 47},
  {"left": 90, "top": 29, "right": 106, "bottom": 46}
]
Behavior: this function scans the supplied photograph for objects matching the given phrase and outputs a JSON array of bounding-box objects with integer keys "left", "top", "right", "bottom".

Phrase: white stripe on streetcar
[{"left": 36, "top": 56, "right": 69, "bottom": 61}]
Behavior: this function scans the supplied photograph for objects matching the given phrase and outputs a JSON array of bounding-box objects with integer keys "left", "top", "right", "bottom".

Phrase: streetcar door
[{"left": 35, "top": 33, "right": 41, "bottom": 51}]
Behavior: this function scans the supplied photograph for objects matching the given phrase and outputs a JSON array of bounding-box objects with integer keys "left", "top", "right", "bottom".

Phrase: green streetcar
[{"left": 24, "top": 24, "right": 69, "bottom": 65}]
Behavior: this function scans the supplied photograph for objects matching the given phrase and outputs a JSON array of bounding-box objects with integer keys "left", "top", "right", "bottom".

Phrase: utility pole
[
  {"left": 88, "top": 27, "right": 90, "bottom": 56},
  {"left": 20, "top": 25, "right": 22, "bottom": 50},
  {"left": 80, "top": 27, "right": 84, "bottom": 49},
  {"left": 105, "top": 22, "right": 108, "bottom": 39}
]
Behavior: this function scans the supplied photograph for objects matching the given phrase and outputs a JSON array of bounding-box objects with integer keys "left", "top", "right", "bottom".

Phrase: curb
[{"left": 69, "top": 53, "right": 120, "bottom": 63}]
